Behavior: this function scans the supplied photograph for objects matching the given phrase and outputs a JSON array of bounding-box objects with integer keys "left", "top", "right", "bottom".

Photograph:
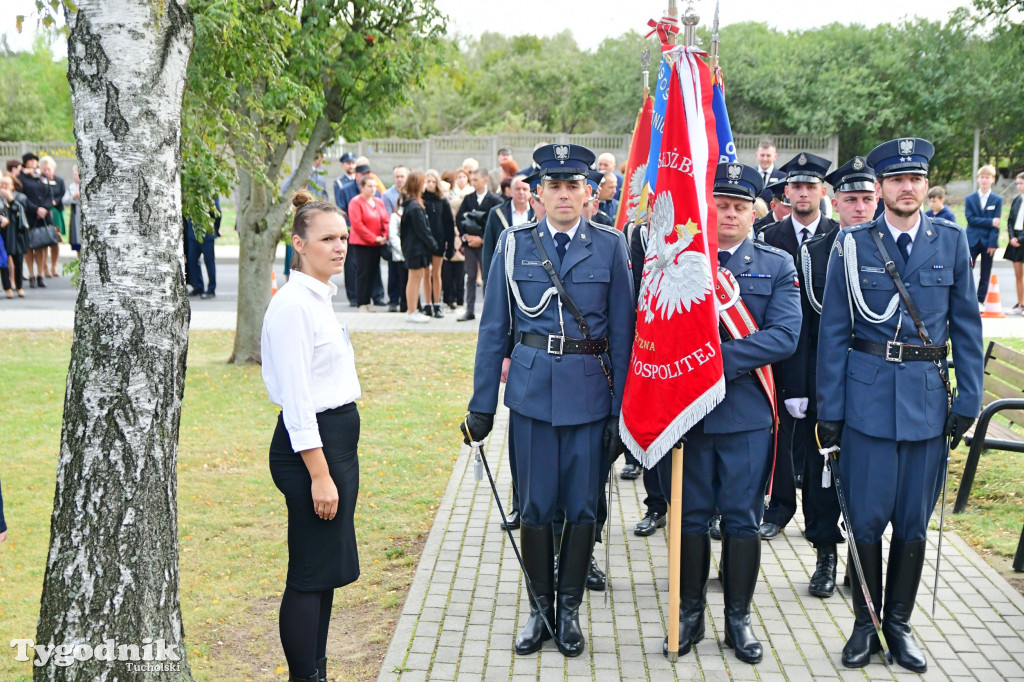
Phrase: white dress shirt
[
  {"left": 884, "top": 213, "right": 921, "bottom": 256},
  {"left": 262, "top": 270, "right": 361, "bottom": 451},
  {"left": 791, "top": 212, "right": 822, "bottom": 244},
  {"left": 979, "top": 191, "right": 990, "bottom": 211},
  {"left": 511, "top": 203, "right": 531, "bottom": 226}
]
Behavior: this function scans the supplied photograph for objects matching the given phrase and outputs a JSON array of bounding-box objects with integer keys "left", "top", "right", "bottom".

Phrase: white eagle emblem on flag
[
  {"left": 626, "top": 162, "right": 648, "bottom": 222},
  {"left": 637, "top": 191, "right": 713, "bottom": 323}
]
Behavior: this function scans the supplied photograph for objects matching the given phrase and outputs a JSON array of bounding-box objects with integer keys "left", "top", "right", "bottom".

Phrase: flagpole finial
[
  {"left": 641, "top": 47, "right": 652, "bottom": 100},
  {"left": 711, "top": 1, "right": 720, "bottom": 67},
  {"left": 681, "top": 1, "right": 699, "bottom": 48}
]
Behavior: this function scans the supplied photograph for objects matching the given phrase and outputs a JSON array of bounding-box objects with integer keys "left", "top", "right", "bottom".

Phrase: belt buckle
[
  {"left": 885, "top": 340, "right": 904, "bottom": 362},
  {"left": 547, "top": 335, "right": 564, "bottom": 355}
]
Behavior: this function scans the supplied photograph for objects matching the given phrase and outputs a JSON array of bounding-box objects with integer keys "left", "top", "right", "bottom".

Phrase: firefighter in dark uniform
[
  {"left": 462, "top": 144, "right": 635, "bottom": 658},
  {"left": 795, "top": 156, "right": 877, "bottom": 600},
  {"left": 816, "top": 138, "right": 984, "bottom": 672},
  {"left": 758, "top": 153, "right": 838, "bottom": 541},
  {"left": 658, "top": 163, "right": 801, "bottom": 664},
  {"left": 753, "top": 177, "right": 791, "bottom": 237}
]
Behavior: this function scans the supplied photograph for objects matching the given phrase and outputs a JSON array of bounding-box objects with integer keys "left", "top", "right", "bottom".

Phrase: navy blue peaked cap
[
  {"left": 826, "top": 156, "right": 877, "bottom": 193},
  {"left": 533, "top": 143, "right": 596, "bottom": 181},
  {"left": 779, "top": 152, "right": 832, "bottom": 184},
  {"left": 866, "top": 137, "right": 934, "bottom": 177},
  {"left": 713, "top": 163, "right": 764, "bottom": 201},
  {"left": 765, "top": 177, "right": 790, "bottom": 204}
]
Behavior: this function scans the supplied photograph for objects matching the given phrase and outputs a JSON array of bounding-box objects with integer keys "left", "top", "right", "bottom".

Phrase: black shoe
[
  {"left": 28, "top": 278, "right": 36, "bottom": 288},
  {"left": 289, "top": 671, "right": 319, "bottom": 682},
  {"left": 515, "top": 523, "right": 555, "bottom": 655},
  {"left": 758, "top": 521, "right": 782, "bottom": 540},
  {"left": 619, "top": 463, "right": 641, "bottom": 480},
  {"left": 586, "top": 556, "right": 606, "bottom": 591},
  {"left": 200, "top": 291, "right": 216, "bottom": 299},
  {"left": 36, "top": 276, "right": 45, "bottom": 288},
  {"left": 634, "top": 511, "right": 667, "bottom": 537},
  {"left": 809, "top": 545, "right": 837, "bottom": 598},
  {"left": 316, "top": 656, "right": 327, "bottom": 682},
  {"left": 431, "top": 303, "right": 444, "bottom": 318},
  {"left": 722, "top": 534, "right": 763, "bottom": 664},
  {"left": 500, "top": 509, "right": 521, "bottom": 531},
  {"left": 188, "top": 288, "right": 203, "bottom": 297},
  {"left": 709, "top": 513, "right": 722, "bottom": 540},
  {"left": 883, "top": 538, "right": 928, "bottom": 673},
  {"left": 842, "top": 542, "right": 883, "bottom": 668},
  {"left": 457, "top": 311, "right": 476, "bottom": 321},
  {"left": 555, "top": 523, "right": 594, "bottom": 657},
  {"left": 373, "top": 298, "right": 386, "bottom": 306},
  {"left": 663, "top": 532, "right": 710, "bottom": 658}
]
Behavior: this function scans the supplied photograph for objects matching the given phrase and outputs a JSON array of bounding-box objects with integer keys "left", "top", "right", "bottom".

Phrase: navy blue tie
[
  {"left": 718, "top": 250, "right": 731, "bottom": 267},
  {"left": 554, "top": 232, "right": 570, "bottom": 262},
  {"left": 897, "top": 232, "right": 912, "bottom": 263}
]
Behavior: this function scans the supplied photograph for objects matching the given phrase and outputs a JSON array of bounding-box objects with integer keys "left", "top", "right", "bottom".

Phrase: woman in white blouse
[{"left": 262, "top": 189, "right": 361, "bottom": 682}]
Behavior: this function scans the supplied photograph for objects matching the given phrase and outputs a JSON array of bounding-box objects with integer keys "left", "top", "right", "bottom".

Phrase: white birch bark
[{"left": 35, "top": 1, "right": 195, "bottom": 680}]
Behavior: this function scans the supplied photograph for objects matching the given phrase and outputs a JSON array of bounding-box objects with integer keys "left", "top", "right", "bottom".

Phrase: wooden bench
[{"left": 954, "top": 341, "right": 1024, "bottom": 515}]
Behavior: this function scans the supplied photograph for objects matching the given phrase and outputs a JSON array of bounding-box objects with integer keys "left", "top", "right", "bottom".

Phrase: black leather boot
[
  {"left": 662, "top": 532, "right": 710, "bottom": 657},
  {"left": 289, "top": 672, "right": 318, "bottom": 682},
  {"left": 555, "top": 522, "right": 595, "bottom": 657},
  {"left": 316, "top": 656, "right": 327, "bottom": 682},
  {"left": 809, "top": 544, "right": 838, "bottom": 598},
  {"left": 515, "top": 523, "right": 556, "bottom": 655},
  {"left": 721, "top": 533, "right": 763, "bottom": 664},
  {"left": 883, "top": 538, "right": 928, "bottom": 673},
  {"left": 842, "top": 542, "right": 882, "bottom": 668}
]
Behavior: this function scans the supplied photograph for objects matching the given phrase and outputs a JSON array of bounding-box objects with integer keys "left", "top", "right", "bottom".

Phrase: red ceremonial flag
[
  {"left": 620, "top": 47, "right": 723, "bottom": 468},
  {"left": 615, "top": 97, "right": 654, "bottom": 231}
]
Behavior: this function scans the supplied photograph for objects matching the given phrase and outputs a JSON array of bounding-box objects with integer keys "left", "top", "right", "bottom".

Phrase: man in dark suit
[
  {"left": 456, "top": 168, "right": 503, "bottom": 321},
  {"left": 758, "top": 152, "right": 837, "bottom": 542},
  {"left": 755, "top": 141, "right": 786, "bottom": 204},
  {"left": 482, "top": 172, "right": 534, "bottom": 289},
  {"left": 965, "top": 164, "right": 1003, "bottom": 306}
]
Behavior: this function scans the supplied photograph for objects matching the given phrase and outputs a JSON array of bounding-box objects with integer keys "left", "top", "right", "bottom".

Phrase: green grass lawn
[{"left": 0, "top": 330, "right": 476, "bottom": 681}]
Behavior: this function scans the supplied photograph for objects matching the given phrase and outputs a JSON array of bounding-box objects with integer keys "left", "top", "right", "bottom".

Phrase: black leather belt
[
  {"left": 520, "top": 332, "right": 608, "bottom": 356},
  {"left": 853, "top": 338, "right": 948, "bottom": 363}
]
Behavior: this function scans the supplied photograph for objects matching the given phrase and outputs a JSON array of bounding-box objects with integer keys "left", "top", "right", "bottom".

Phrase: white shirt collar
[
  {"left": 289, "top": 269, "right": 338, "bottom": 300},
  {"left": 720, "top": 241, "right": 742, "bottom": 255},
  {"left": 791, "top": 212, "right": 821, "bottom": 238},
  {"left": 475, "top": 190, "right": 487, "bottom": 203},
  {"left": 511, "top": 202, "right": 530, "bottom": 224},
  {"left": 884, "top": 212, "right": 921, "bottom": 248},
  {"left": 551, "top": 218, "right": 581, "bottom": 245}
]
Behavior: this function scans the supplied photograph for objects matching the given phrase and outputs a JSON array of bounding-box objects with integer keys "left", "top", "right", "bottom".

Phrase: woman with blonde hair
[{"left": 422, "top": 169, "right": 454, "bottom": 317}]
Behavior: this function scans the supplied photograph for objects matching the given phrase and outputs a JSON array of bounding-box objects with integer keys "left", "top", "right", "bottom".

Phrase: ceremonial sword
[
  {"left": 816, "top": 426, "right": 894, "bottom": 666},
  {"left": 469, "top": 437, "right": 556, "bottom": 641}
]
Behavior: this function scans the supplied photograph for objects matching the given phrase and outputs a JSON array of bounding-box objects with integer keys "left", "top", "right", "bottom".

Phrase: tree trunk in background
[{"left": 35, "top": 1, "right": 194, "bottom": 680}]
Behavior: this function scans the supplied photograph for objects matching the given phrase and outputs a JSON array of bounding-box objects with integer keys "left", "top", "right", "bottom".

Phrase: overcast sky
[{"left": 1, "top": 0, "right": 975, "bottom": 56}]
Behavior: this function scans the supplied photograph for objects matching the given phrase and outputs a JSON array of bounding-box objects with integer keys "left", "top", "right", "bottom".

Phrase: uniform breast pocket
[
  {"left": 858, "top": 271, "right": 896, "bottom": 308},
  {"left": 918, "top": 269, "right": 952, "bottom": 312},
  {"left": 512, "top": 263, "right": 548, "bottom": 298},
  {"left": 570, "top": 267, "right": 610, "bottom": 309}
]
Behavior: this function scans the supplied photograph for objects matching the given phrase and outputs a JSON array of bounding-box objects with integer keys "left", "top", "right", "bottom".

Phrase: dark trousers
[
  {"left": 464, "top": 246, "right": 482, "bottom": 314},
  {"left": 511, "top": 412, "right": 603, "bottom": 525},
  {"left": 350, "top": 244, "right": 382, "bottom": 306},
  {"left": 187, "top": 228, "right": 216, "bottom": 294},
  {"left": 839, "top": 426, "right": 945, "bottom": 544},
  {"left": 345, "top": 248, "right": 385, "bottom": 305},
  {"left": 969, "top": 241, "right": 994, "bottom": 303},
  {"left": 801, "top": 409, "right": 843, "bottom": 548},
  {"left": 658, "top": 423, "right": 772, "bottom": 537},
  {"left": 1, "top": 253, "right": 24, "bottom": 290},
  {"left": 624, "top": 452, "right": 667, "bottom": 515},
  {"left": 388, "top": 260, "right": 407, "bottom": 309},
  {"left": 761, "top": 410, "right": 796, "bottom": 528},
  {"left": 443, "top": 260, "right": 465, "bottom": 306}
]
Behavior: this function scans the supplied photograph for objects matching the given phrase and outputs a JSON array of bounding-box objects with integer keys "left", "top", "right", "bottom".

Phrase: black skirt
[
  {"left": 1005, "top": 241, "right": 1024, "bottom": 263},
  {"left": 269, "top": 403, "right": 360, "bottom": 591}
]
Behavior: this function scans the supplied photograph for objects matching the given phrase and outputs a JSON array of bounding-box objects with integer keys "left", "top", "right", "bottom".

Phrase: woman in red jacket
[{"left": 347, "top": 176, "right": 389, "bottom": 312}]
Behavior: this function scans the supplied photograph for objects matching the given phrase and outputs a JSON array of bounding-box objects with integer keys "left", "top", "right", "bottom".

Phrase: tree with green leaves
[
  {"left": 182, "top": 0, "right": 446, "bottom": 364},
  {"left": 0, "top": 34, "right": 73, "bottom": 141}
]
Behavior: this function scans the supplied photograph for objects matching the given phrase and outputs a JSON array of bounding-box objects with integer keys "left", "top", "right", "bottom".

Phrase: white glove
[{"left": 784, "top": 397, "right": 809, "bottom": 419}]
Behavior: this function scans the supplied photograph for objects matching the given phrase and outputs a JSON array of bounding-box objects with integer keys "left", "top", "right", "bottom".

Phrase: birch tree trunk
[{"left": 34, "top": 1, "right": 194, "bottom": 680}]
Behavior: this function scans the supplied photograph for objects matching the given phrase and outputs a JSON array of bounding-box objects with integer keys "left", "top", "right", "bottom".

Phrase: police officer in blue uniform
[
  {"left": 816, "top": 138, "right": 984, "bottom": 673},
  {"left": 794, "top": 157, "right": 878, "bottom": 600},
  {"left": 759, "top": 153, "right": 839, "bottom": 542},
  {"left": 461, "top": 144, "right": 635, "bottom": 658},
  {"left": 659, "top": 163, "right": 802, "bottom": 664}
]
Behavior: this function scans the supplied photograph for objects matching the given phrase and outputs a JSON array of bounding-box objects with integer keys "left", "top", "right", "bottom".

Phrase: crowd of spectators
[
  {"left": 309, "top": 147, "right": 542, "bottom": 323},
  {"left": 1, "top": 153, "right": 77, "bottom": 300}
]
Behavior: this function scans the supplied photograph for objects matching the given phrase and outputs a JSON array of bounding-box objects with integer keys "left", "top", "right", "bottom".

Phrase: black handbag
[{"left": 27, "top": 220, "right": 59, "bottom": 250}]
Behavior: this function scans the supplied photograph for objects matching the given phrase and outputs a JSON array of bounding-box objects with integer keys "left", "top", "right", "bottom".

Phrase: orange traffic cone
[
  {"left": 981, "top": 274, "right": 1006, "bottom": 318},
  {"left": 271, "top": 270, "right": 279, "bottom": 296}
]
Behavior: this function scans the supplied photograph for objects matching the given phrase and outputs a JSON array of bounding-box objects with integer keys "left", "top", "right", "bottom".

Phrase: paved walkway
[{"left": 377, "top": 402, "right": 1024, "bottom": 681}]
